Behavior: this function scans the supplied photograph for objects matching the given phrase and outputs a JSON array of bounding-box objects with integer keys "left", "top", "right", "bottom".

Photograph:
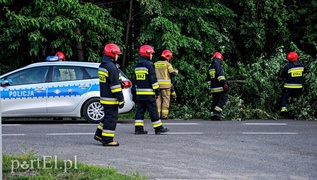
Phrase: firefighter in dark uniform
[
  {"left": 134, "top": 45, "right": 170, "bottom": 135},
  {"left": 94, "top": 43, "right": 124, "bottom": 146},
  {"left": 280, "top": 51, "right": 305, "bottom": 115},
  {"left": 206, "top": 52, "right": 229, "bottom": 120}
]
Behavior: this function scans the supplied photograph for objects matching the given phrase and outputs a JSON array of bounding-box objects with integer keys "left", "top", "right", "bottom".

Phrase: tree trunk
[
  {"left": 76, "top": 28, "right": 84, "bottom": 61},
  {"left": 122, "top": 0, "right": 133, "bottom": 70}
]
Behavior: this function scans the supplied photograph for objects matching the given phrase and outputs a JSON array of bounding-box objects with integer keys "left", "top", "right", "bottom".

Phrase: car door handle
[
  {"left": 35, "top": 87, "right": 46, "bottom": 92},
  {"left": 79, "top": 84, "right": 90, "bottom": 89}
]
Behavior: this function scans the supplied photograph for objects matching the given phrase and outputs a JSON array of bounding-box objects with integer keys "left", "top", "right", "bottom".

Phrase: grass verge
[{"left": 3, "top": 153, "right": 148, "bottom": 180}]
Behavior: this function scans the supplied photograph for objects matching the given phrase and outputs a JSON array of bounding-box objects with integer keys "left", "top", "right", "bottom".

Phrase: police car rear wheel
[{"left": 83, "top": 98, "right": 104, "bottom": 123}]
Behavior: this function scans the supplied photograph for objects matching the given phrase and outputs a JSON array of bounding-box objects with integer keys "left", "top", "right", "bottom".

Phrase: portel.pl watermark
[{"left": 11, "top": 155, "right": 78, "bottom": 173}]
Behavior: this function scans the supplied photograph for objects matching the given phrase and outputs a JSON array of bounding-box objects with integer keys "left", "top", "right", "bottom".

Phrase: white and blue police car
[{"left": 0, "top": 57, "right": 135, "bottom": 123}]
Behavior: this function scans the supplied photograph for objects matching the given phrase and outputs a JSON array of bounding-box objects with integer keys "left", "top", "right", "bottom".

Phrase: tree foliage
[
  {"left": 0, "top": 0, "right": 123, "bottom": 72},
  {"left": 0, "top": 0, "right": 316, "bottom": 120}
]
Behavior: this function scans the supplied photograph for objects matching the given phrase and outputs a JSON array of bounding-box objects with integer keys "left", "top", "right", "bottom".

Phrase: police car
[{"left": 0, "top": 58, "right": 135, "bottom": 123}]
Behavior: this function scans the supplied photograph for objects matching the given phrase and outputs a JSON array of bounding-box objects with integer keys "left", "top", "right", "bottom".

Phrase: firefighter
[
  {"left": 55, "top": 51, "right": 66, "bottom": 61},
  {"left": 49, "top": 51, "right": 75, "bottom": 120},
  {"left": 94, "top": 43, "right": 125, "bottom": 146},
  {"left": 154, "top": 49, "right": 178, "bottom": 119},
  {"left": 55, "top": 51, "right": 76, "bottom": 81},
  {"left": 134, "top": 45, "right": 170, "bottom": 135},
  {"left": 280, "top": 51, "right": 305, "bottom": 116},
  {"left": 206, "top": 52, "right": 229, "bottom": 121}
]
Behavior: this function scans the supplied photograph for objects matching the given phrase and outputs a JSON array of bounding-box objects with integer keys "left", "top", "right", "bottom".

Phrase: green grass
[
  {"left": 3, "top": 153, "right": 148, "bottom": 180},
  {"left": 119, "top": 110, "right": 136, "bottom": 119},
  {"left": 119, "top": 109, "right": 151, "bottom": 119}
]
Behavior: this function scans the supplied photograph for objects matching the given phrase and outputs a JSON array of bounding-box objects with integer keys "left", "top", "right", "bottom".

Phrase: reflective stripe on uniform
[
  {"left": 152, "top": 119, "right": 163, "bottom": 128},
  {"left": 98, "top": 68, "right": 108, "bottom": 83},
  {"left": 111, "top": 84, "right": 122, "bottom": 93},
  {"left": 288, "top": 67, "right": 304, "bottom": 77},
  {"left": 157, "top": 79, "right": 172, "bottom": 85},
  {"left": 98, "top": 68, "right": 109, "bottom": 77},
  {"left": 135, "top": 67, "right": 149, "bottom": 74},
  {"left": 97, "top": 122, "right": 104, "bottom": 130},
  {"left": 136, "top": 92, "right": 156, "bottom": 95},
  {"left": 218, "top": 76, "right": 226, "bottom": 81},
  {"left": 214, "top": 106, "right": 223, "bottom": 112},
  {"left": 135, "top": 120, "right": 144, "bottom": 126},
  {"left": 152, "top": 82, "right": 159, "bottom": 89},
  {"left": 281, "top": 107, "right": 288, "bottom": 112},
  {"left": 135, "top": 67, "right": 149, "bottom": 81},
  {"left": 136, "top": 88, "right": 155, "bottom": 95},
  {"left": 284, "top": 83, "right": 303, "bottom": 88},
  {"left": 102, "top": 130, "right": 115, "bottom": 137},
  {"left": 100, "top": 97, "right": 119, "bottom": 105},
  {"left": 155, "top": 63, "right": 167, "bottom": 68},
  {"left": 211, "top": 87, "right": 224, "bottom": 93},
  {"left": 209, "top": 69, "right": 216, "bottom": 78},
  {"left": 161, "top": 109, "right": 169, "bottom": 115}
]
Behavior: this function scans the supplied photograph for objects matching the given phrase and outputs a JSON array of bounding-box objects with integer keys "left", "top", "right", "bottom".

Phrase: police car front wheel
[{"left": 82, "top": 98, "right": 104, "bottom": 123}]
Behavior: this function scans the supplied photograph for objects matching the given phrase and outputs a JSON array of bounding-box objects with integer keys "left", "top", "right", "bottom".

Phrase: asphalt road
[{"left": 2, "top": 119, "right": 317, "bottom": 180}]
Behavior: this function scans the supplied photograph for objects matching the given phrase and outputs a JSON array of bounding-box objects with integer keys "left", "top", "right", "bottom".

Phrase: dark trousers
[
  {"left": 135, "top": 98, "right": 160, "bottom": 130},
  {"left": 281, "top": 88, "right": 302, "bottom": 108},
  {"left": 95, "top": 105, "right": 118, "bottom": 143},
  {"left": 211, "top": 92, "right": 228, "bottom": 115}
]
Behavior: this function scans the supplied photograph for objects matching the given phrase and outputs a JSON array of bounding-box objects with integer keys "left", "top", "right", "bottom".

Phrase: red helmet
[
  {"left": 287, "top": 52, "right": 298, "bottom": 62},
  {"left": 140, "top": 45, "right": 155, "bottom": 57},
  {"left": 104, "top": 43, "right": 121, "bottom": 58},
  {"left": 55, "top": 51, "right": 66, "bottom": 61},
  {"left": 212, "top": 52, "right": 224, "bottom": 61},
  {"left": 161, "top": 50, "right": 173, "bottom": 60}
]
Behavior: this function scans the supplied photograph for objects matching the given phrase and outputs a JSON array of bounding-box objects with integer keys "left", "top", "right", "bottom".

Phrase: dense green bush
[
  {"left": 165, "top": 46, "right": 317, "bottom": 120},
  {"left": 1, "top": 0, "right": 316, "bottom": 121}
]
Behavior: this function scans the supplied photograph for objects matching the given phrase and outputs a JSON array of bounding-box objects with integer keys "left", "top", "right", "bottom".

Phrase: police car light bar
[{"left": 46, "top": 56, "right": 59, "bottom": 61}]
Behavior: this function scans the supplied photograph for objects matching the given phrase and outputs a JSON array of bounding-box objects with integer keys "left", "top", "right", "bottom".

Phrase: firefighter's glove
[
  {"left": 120, "top": 81, "right": 125, "bottom": 89},
  {"left": 155, "top": 89, "right": 161, "bottom": 99},
  {"left": 118, "top": 101, "right": 125, "bottom": 109},
  {"left": 171, "top": 85, "right": 177, "bottom": 100},
  {"left": 171, "top": 91, "right": 177, "bottom": 100},
  {"left": 223, "top": 84, "right": 229, "bottom": 92}
]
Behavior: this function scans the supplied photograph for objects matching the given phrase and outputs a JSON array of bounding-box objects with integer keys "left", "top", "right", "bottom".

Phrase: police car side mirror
[{"left": 0, "top": 79, "right": 11, "bottom": 87}]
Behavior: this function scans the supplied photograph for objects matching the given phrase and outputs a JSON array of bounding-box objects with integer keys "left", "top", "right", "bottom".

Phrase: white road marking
[
  {"left": 243, "top": 123, "right": 287, "bottom": 126},
  {"left": 3, "top": 134, "right": 25, "bottom": 136},
  {"left": 46, "top": 132, "right": 203, "bottom": 136},
  {"left": 63, "top": 124, "right": 101, "bottom": 126},
  {"left": 2, "top": 124, "right": 21, "bottom": 126},
  {"left": 157, "top": 132, "right": 203, "bottom": 135},
  {"left": 163, "top": 123, "right": 199, "bottom": 125},
  {"left": 47, "top": 133, "right": 94, "bottom": 136},
  {"left": 62, "top": 122, "right": 199, "bottom": 127},
  {"left": 242, "top": 132, "right": 297, "bottom": 135}
]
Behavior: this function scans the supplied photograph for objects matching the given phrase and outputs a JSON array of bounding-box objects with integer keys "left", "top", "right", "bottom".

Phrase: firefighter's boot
[
  {"left": 280, "top": 107, "right": 289, "bottom": 118},
  {"left": 160, "top": 116, "right": 168, "bottom": 120},
  {"left": 211, "top": 111, "right": 223, "bottom": 121},
  {"left": 94, "top": 123, "right": 103, "bottom": 142},
  {"left": 102, "top": 141, "right": 119, "bottom": 147},
  {"left": 212, "top": 115, "right": 223, "bottom": 121},
  {"left": 135, "top": 127, "right": 148, "bottom": 135},
  {"left": 94, "top": 130, "right": 102, "bottom": 142},
  {"left": 155, "top": 126, "right": 170, "bottom": 135}
]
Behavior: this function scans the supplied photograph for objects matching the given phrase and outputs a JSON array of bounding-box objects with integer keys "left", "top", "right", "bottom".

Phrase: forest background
[{"left": 0, "top": 0, "right": 316, "bottom": 120}]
